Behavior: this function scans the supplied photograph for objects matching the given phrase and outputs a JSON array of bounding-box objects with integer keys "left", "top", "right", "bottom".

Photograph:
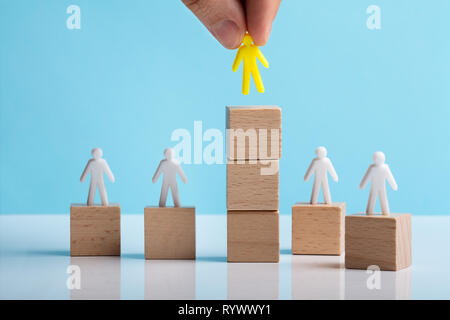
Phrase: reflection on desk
[
  {"left": 70, "top": 257, "right": 121, "bottom": 300},
  {"left": 292, "top": 255, "right": 345, "bottom": 300},
  {"left": 145, "top": 260, "right": 196, "bottom": 300},
  {"left": 227, "top": 263, "right": 279, "bottom": 300},
  {"left": 345, "top": 267, "right": 411, "bottom": 300}
]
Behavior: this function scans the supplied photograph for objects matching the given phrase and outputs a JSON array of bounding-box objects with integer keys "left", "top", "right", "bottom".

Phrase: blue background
[{"left": 1, "top": 0, "right": 449, "bottom": 215}]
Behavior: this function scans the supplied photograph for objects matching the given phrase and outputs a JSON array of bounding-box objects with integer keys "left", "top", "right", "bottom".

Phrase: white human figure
[
  {"left": 80, "top": 148, "right": 115, "bottom": 206},
  {"left": 304, "top": 146, "right": 339, "bottom": 204},
  {"left": 152, "top": 148, "right": 188, "bottom": 207},
  {"left": 359, "top": 151, "right": 398, "bottom": 215}
]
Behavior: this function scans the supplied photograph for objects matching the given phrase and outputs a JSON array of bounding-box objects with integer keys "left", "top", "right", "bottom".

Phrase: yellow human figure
[{"left": 232, "top": 34, "right": 269, "bottom": 95}]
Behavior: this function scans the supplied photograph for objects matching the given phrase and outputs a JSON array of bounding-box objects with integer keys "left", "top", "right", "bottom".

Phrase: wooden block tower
[{"left": 226, "top": 106, "right": 281, "bottom": 262}]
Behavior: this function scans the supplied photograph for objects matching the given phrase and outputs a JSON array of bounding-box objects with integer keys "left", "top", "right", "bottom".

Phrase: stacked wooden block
[{"left": 226, "top": 106, "right": 281, "bottom": 262}]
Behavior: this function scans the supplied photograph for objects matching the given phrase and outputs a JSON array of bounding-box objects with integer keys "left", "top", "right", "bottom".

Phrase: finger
[
  {"left": 182, "top": 0, "right": 247, "bottom": 49},
  {"left": 245, "top": 0, "right": 282, "bottom": 46}
]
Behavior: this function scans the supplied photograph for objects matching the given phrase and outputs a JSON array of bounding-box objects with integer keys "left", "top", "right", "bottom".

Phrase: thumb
[{"left": 182, "top": 0, "right": 246, "bottom": 49}]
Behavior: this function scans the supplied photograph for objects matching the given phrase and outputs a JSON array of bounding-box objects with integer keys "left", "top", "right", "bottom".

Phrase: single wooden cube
[
  {"left": 144, "top": 207, "right": 196, "bottom": 260},
  {"left": 226, "top": 106, "right": 281, "bottom": 160},
  {"left": 345, "top": 213, "right": 412, "bottom": 271},
  {"left": 227, "top": 160, "right": 279, "bottom": 211},
  {"left": 70, "top": 204, "right": 121, "bottom": 256},
  {"left": 227, "top": 211, "right": 279, "bottom": 263},
  {"left": 292, "top": 202, "right": 345, "bottom": 255}
]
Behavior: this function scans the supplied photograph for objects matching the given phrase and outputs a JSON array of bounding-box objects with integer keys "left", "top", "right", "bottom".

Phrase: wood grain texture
[
  {"left": 70, "top": 204, "right": 121, "bottom": 256},
  {"left": 144, "top": 207, "right": 196, "bottom": 260},
  {"left": 292, "top": 202, "right": 345, "bottom": 255},
  {"left": 227, "top": 160, "right": 279, "bottom": 210},
  {"left": 345, "top": 213, "right": 412, "bottom": 271},
  {"left": 227, "top": 211, "right": 279, "bottom": 262},
  {"left": 226, "top": 106, "right": 281, "bottom": 160}
]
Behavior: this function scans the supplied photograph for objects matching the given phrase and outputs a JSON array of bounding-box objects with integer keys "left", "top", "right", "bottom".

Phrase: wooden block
[
  {"left": 70, "top": 204, "right": 121, "bottom": 256},
  {"left": 227, "top": 160, "right": 279, "bottom": 210},
  {"left": 292, "top": 202, "right": 345, "bottom": 255},
  {"left": 227, "top": 211, "right": 279, "bottom": 262},
  {"left": 226, "top": 106, "right": 281, "bottom": 160},
  {"left": 144, "top": 207, "right": 196, "bottom": 260},
  {"left": 345, "top": 214, "right": 412, "bottom": 271}
]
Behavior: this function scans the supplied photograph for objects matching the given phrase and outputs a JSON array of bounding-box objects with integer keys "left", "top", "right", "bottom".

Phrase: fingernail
[{"left": 211, "top": 20, "right": 241, "bottom": 49}]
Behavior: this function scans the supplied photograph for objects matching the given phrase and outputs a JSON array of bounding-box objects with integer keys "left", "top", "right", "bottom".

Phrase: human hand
[{"left": 182, "top": 0, "right": 282, "bottom": 49}]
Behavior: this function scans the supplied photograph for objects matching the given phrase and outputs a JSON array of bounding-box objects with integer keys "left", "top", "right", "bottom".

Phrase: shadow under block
[
  {"left": 226, "top": 106, "right": 281, "bottom": 160},
  {"left": 227, "top": 160, "right": 279, "bottom": 211},
  {"left": 227, "top": 211, "right": 279, "bottom": 263},
  {"left": 345, "top": 214, "right": 412, "bottom": 271},
  {"left": 70, "top": 204, "right": 121, "bottom": 256},
  {"left": 292, "top": 202, "right": 345, "bottom": 255},
  {"left": 144, "top": 207, "right": 196, "bottom": 260}
]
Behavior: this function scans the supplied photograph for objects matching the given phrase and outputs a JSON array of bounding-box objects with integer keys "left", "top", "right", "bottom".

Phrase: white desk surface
[{"left": 0, "top": 214, "right": 449, "bottom": 300}]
